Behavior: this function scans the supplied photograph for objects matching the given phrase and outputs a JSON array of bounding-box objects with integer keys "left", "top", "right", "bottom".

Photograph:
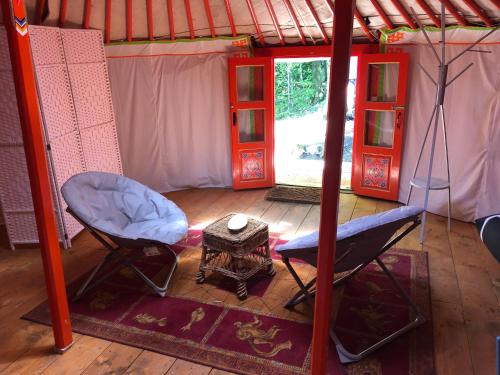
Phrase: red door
[
  {"left": 228, "top": 57, "right": 274, "bottom": 190},
  {"left": 351, "top": 53, "right": 409, "bottom": 201}
]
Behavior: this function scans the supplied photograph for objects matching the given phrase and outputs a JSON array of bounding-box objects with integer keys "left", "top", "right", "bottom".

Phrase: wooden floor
[{"left": 0, "top": 188, "right": 498, "bottom": 374}]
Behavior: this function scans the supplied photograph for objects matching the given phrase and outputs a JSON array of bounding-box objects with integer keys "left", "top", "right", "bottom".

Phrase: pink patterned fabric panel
[
  {"left": 29, "top": 26, "right": 65, "bottom": 66},
  {"left": 61, "top": 29, "right": 105, "bottom": 64},
  {"left": 0, "top": 148, "right": 33, "bottom": 211},
  {"left": 362, "top": 155, "right": 391, "bottom": 190},
  {"left": 241, "top": 151, "right": 265, "bottom": 180},
  {"left": 80, "top": 123, "right": 122, "bottom": 174},
  {"left": 69, "top": 63, "right": 114, "bottom": 129},
  {"left": 35, "top": 65, "right": 78, "bottom": 139},
  {"left": 4, "top": 212, "right": 38, "bottom": 244},
  {"left": 0, "top": 71, "right": 23, "bottom": 144},
  {"left": 0, "top": 28, "right": 12, "bottom": 71}
]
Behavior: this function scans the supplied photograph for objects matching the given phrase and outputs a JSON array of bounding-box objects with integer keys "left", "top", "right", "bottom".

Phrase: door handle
[
  {"left": 396, "top": 111, "right": 402, "bottom": 129},
  {"left": 392, "top": 105, "right": 405, "bottom": 110},
  {"left": 232, "top": 112, "right": 237, "bottom": 126}
]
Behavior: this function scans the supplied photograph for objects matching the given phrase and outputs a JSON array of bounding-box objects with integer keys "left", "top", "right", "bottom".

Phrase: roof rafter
[
  {"left": 354, "top": 8, "right": 376, "bottom": 42},
  {"left": 263, "top": 0, "right": 286, "bottom": 45},
  {"left": 283, "top": 0, "right": 306, "bottom": 45},
  {"left": 203, "top": 0, "right": 217, "bottom": 38},
  {"left": 245, "top": 0, "right": 266, "bottom": 46},
  {"left": 440, "top": 0, "right": 469, "bottom": 26},
  {"left": 224, "top": 0, "right": 238, "bottom": 37},
  {"left": 304, "top": 0, "right": 329, "bottom": 44},
  {"left": 147, "top": 0, "right": 154, "bottom": 40},
  {"left": 59, "top": 0, "right": 67, "bottom": 27},
  {"left": 389, "top": 0, "right": 417, "bottom": 28},
  {"left": 184, "top": 0, "right": 196, "bottom": 39},
  {"left": 415, "top": 0, "right": 441, "bottom": 27},
  {"left": 105, "top": 0, "right": 111, "bottom": 43},
  {"left": 462, "top": 0, "right": 493, "bottom": 26},
  {"left": 369, "top": 0, "right": 394, "bottom": 29},
  {"left": 82, "top": 0, "right": 92, "bottom": 29},
  {"left": 126, "top": 0, "right": 133, "bottom": 41},
  {"left": 35, "top": 0, "right": 46, "bottom": 25},
  {"left": 167, "top": 0, "right": 175, "bottom": 40}
]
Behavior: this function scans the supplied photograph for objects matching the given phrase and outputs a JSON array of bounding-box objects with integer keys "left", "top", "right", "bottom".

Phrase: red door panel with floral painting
[
  {"left": 228, "top": 57, "right": 274, "bottom": 190},
  {"left": 352, "top": 53, "right": 409, "bottom": 201}
]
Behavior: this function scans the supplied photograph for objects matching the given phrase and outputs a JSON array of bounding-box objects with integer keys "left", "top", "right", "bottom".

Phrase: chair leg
[
  {"left": 329, "top": 256, "right": 426, "bottom": 364},
  {"left": 283, "top": 258, "right": 316, "bottom": 308}
]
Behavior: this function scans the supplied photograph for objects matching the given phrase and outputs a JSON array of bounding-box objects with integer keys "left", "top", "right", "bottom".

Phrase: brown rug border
[{"left": 22, "top": 248, "right": 435, "bottom": 375}]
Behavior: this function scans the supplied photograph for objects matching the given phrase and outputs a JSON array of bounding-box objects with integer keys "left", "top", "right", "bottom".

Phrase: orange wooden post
[
  {"left": 311, "top": 0, "right": 354, "bottom": 373},
  {"left": 1, "top": 0, "right": 73, "bottom": 352}
]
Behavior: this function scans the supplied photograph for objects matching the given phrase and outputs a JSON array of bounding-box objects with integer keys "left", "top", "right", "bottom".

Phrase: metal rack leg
[{"left": 440, "top": 105, "right": 452, "bottom": 231}]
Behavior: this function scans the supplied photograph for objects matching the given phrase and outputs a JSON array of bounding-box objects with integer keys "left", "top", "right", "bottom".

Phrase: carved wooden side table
[{"left": 196, "top": 214, "right": 275, "bottom": 299}]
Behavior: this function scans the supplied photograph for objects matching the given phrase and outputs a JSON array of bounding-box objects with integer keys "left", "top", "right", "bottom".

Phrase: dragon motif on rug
[{"left": 234, "top": 316, "right": 292, "bottom": 358}]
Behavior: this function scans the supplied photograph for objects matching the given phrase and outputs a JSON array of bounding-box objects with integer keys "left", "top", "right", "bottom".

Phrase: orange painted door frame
[
  {"left": 352, "top": 53, "right": 409, "bottom": 201},
  {"left": 2, "top": 0, "right": 73, "bottom": 351},
  {"left": 228, "top": 57, "right": 275, "bottom": 190}
]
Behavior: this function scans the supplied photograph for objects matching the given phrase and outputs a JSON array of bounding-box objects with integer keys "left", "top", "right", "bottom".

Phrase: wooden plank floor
[{"left": 0, "top": 188, "right": 498, "bottom": 374}]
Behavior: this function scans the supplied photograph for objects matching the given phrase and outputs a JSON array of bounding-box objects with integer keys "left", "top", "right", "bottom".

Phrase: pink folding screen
[{"left": 0, "top": 26, "right": 122, "bottom": 249}]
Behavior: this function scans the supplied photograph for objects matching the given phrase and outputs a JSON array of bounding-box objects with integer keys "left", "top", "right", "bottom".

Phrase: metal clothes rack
[{"left": 406, "top": 3, "right": 497, "bottom": 243}]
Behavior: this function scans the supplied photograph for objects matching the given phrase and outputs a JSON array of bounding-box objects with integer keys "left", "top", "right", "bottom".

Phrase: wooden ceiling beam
[
  {"left": 354, "top": 7, "right": 376, "bottom": 42},
  {"left": 105, "top": 0, "right": 111, "bottom": 43},
  {"left": 126, "top": 0, "right": 133, "bottom": 41},
  {"left": 264, "top": 0, "right": 285, "bottom": 45},
  {"left": 224, "top": 0, "right": 238, "bottom": 37},
  {"left": 59, "top": 0, "right": 67, "bottom": 27},
  {"left": 283, "top": 0, "right": 306, "bottom": 45},
  {"left": 369, "top": 0, "right": 394, "bottom": 29},
  {"left": 462, "top": 0, "right": 493, "bottom": 26},
  {"left": 440, "top": 0, "right": 469, "bottom": 26},
  {"left": 389, "top": 0, "right": 417, "bottom": 28},
  {"left": 184, "top": 0, "right": 196, "bottom": 39},
  {"left": 304, "top": 0, "right": 329, "bottom": 44},
  {"left": 415, "top": 0, "right": 441, "bottom": 27},
  {"left": 83, "top": 0, "right": 92, "bottom": 29},
  {"left": 203, "top": 0, "right": 217, "bottom": 38},
  {"left": 147, "top": 0, "right": 154, "bottom": 40},
  {"left": 167, "top": 0, "right": 175, "bottom": 40},
  {"left": 35, "top": 0, "right": 46, "bottom": 25},
  {"left": 245, "top": 0, "right": 266, "bottom": 46}
]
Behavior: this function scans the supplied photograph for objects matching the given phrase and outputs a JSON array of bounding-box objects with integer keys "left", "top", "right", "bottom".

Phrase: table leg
[
  {"left": 196, "top": 244, "right": 207, "bottom": 284},
  {"left": 237, "top": 280, "right": 248, "bottom": 300},
  {"left": 264, "top": 241, "right": 276, "bottom": 276}
]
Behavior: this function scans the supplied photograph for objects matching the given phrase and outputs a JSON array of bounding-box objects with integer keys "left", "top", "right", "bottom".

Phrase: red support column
[
  {"left": 1, "top": 0, "right": 73, "bottom": 352},
  {"left": 311, "top": 0, "right": 354, "bottom": 373}
]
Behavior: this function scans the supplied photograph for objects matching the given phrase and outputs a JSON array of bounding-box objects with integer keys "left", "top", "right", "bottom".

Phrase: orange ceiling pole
[
  {"left": 1, "top": 0, "right": 73, "bottom": 351},
  {"left": 245, "top": 0, "right": 266, "bottom": 46},
  {"left": 311, "top": 0, "right": 354, "bottom": 372},
  {"left": 105, "top": 0, "right": 111, "bottom": 43},
  {"left": 462, "top": 0, "right": 493, "bottom": 26},
  {"left": 354, "top": 7, "right": 376, "bottom": 42},
  {"left": 415, "top": 0, "right": 441, "bottom": 27},
  {"left": 263, "top": 0, "right": 285, "bottom": 45},
  {"left": 147, "top": 0, "right": 154, "bottom": 40},
  {"left": 83, "top": 0, "right": 92, "bottom": 29},
  {"left": 304, "top": 0, "right": 329, "bottom": 43},
  {"left": 369, "top": 0, "right": 394, "bottom": 29},
  {"left": 282, "top": 0, "right": 306, "bottom": 45},
  {"left": 489, "top": 0, "right": 500, "bottom": 8},
  {"left": 35, "top": 0, "right": 46, "bottom": 25},
  {"left": 126, "top": 0, "right": 133, "bottom": 41},
  {"left": 184, "top": 0, "right": 196, "bottom": 39},
  {"left": 223, "top": 0, "right": 237, "bottom": 37},
  {"left": 389, "top": 0, "right": 417, "bottom": 28},
  {"left": 167, "top": 0, "right": 176, "bottom": 40},
  {"left": 203, "top": 0, "right": 217, "bottom": 37},
  {"left": 440, "top": 0, "right": 469, "bottom": 25},
  {"left": 59, "top": 0, "right": 67, "bottom": 27}
]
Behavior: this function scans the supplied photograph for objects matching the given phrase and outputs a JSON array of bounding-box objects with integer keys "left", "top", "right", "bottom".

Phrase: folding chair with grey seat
[
  {"left": 275, "top": 205, "right": 425, "bottom": 364},
  {"left": 61, "top": 172, "right": 188, "bottom": 301}
]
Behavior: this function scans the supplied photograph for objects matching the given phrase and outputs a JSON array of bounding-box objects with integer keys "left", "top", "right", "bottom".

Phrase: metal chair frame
[
  {"left": 68, "top": 208, "right": 178, "bottom": 301},
  {"left": 280, "top": 215, "right": 426, "bottom": 364}
]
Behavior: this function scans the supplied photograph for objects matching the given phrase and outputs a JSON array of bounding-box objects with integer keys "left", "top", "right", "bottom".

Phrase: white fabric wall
[
  {"left": 396, "top": 43, "right": 500, "bottom": 221},
  {"left": 106, "top": 39, "right": 249, "bottom": 192}
]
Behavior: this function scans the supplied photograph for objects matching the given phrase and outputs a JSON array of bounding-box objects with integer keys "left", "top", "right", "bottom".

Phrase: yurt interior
[{"left": 0, "top": 0, "right": 499, "bottom": 374}]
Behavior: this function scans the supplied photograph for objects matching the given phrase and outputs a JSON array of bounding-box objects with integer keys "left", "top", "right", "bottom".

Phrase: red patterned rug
[{"left": 23, "top": 229, "right": 434, "bottom": 375}]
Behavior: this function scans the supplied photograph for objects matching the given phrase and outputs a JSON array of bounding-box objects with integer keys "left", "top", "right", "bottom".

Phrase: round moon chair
[{"left": 61, "top": 171, "right": 188, "bottom": 300}]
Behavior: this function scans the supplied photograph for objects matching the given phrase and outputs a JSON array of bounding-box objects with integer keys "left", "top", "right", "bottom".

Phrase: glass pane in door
[
  {"left": 364, "top": 110, "right": 395, "bottom": 148},
  {"left": 238, "top": 109, "right": 265, "bottom": 143},
  {"left": 366, "top": 63, "right": 399, "bottom": 102},
  {"left": 236, "top": 66, "right": 265, "bottom": 102}
]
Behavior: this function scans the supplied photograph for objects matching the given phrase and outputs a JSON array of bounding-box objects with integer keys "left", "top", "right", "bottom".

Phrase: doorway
[{"left": 274, "top": 57, "right": 358, "bottom": 190}]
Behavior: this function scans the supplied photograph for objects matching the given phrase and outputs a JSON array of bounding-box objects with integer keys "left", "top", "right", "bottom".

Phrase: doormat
[
  {"left": 265, "top": 186, "right": 321, "bottom": 205},
  {"left": 23, "top": 233, "right": 434, "bottom": 375}
]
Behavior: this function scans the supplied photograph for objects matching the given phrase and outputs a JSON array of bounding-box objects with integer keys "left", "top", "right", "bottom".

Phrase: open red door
[
  {"left": 228, "top": 57, "right": 274, "bottom": 190},
  {"left": 351, "top": 53, "right": 409, "bottom": 201}
]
